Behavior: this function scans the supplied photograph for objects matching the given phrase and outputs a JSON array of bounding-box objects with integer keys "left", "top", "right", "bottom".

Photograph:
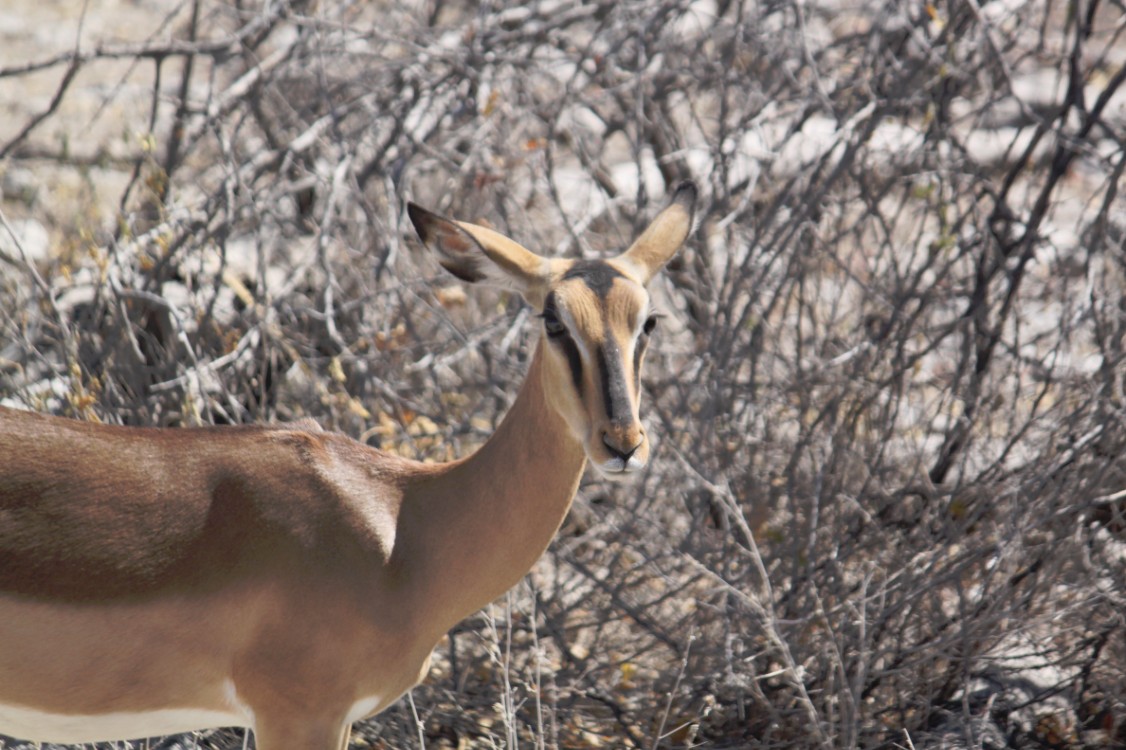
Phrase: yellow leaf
[
  {"left": 347, "top": 398, "right": 371, "bottom": 420},
  {"left": 408, "top": 415, "right": 439, "bottom": 436},
  {"left": 435, "top": 286, "right": 467, "bottom": 308},
  {"left": 925, "top": 3, "right": 946, "bottom": 29},
  {"left": 329, "top": 357, "right": 346, "bottom": 383},
  {"left": 482, "top": 90, "right": 500, "bottom": 116},
  {"left": 618, "top": 662, "right": 637, "bottom": 690}
]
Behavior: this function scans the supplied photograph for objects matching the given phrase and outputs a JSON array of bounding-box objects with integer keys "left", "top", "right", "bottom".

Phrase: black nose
[{"left": 602, "top": 433, "right": 639, "bottom": 461}]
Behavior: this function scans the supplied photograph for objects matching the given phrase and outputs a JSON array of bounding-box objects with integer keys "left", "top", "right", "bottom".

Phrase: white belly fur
[
  {"left": 0, "top": 679, "right": 251, "bottom": 745},
  {"left": 0, "top": 702, "right": 248, "bottom": 745},
  {"left": 0, "top": 691, "right": 387, "bottom": 744}
]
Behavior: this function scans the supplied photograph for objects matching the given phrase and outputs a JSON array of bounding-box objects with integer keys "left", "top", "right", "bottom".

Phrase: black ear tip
[{"left": 407, "top": 202, "right": 435, "bottom": 240}]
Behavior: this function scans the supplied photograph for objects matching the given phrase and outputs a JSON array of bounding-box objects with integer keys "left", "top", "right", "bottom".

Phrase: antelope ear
[
  {"left": 615, "top": 181, "right": 697, "bottom": 284},
  {"left": 407, "top": 203, "right": 551, "bottom": 305}
]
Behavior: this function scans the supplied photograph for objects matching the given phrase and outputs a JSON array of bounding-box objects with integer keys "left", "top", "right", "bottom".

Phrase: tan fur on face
[{"left": 539, "top": 270, "right": 653, "bottom": 476}]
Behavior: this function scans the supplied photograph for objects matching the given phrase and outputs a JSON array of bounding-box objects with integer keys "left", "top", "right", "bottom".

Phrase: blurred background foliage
[{"left": 2, "top": 0, "right": 1126, "bottom": 747}]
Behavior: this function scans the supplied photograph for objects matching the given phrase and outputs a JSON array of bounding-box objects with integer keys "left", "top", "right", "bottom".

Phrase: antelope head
[{"left": 407, "top": 182, "right": 696, "bottom": 478}]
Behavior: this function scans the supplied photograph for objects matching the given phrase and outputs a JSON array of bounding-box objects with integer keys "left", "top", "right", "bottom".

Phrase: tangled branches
[{"left": 2, "top": 0, "right": 1126, "bottom": 747}]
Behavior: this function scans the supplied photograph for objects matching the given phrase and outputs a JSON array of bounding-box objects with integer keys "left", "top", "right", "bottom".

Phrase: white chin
[{"left": 593, "top": 457, "right": 646, "bottom": 480}]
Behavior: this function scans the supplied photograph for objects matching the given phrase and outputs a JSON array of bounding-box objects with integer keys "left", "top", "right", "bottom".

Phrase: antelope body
[{"left": 0, "top": 182, "right": 696, "bottom": 748}]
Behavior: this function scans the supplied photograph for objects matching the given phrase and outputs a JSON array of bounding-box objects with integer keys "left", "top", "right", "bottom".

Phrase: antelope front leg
[{"left": 251, "top": 715, "right": 351, "bottom": 750}]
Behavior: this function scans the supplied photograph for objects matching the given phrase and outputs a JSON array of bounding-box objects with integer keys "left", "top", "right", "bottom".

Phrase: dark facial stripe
[
  {"left": 543, "top": 292, "right": 584, "bottom": 395},
  {"left": 597, "top": 340, "right": 633, "bottom": 424},
  {"left": 560, "top": 337, "right": 584, "bottom": 395}
]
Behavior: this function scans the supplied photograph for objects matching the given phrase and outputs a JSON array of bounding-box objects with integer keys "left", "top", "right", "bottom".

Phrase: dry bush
[{"left": 2, "top": 0, "right": 1126, "bottom": 748}]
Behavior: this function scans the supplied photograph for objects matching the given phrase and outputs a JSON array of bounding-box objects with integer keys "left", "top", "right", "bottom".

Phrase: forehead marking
[{"left": 562, "top": 260, "right": 624, "bottom": 298}]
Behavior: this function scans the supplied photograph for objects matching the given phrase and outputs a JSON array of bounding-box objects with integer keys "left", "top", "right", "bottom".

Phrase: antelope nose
[{"left": 602, "top": 431, "right": 642, "bottom": 461}]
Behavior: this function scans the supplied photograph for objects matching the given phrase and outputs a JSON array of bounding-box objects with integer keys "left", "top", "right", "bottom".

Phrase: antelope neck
[{"left": 400, "top": 341, "right": 587, "bottom": 631}]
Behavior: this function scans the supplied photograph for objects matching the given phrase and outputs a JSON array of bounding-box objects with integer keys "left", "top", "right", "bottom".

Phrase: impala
[{"left": 0, "top": 181, "right": 696, "bottom": 749}]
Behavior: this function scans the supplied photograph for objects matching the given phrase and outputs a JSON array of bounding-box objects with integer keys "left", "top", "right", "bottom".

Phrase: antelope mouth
[{"left": 591, "top": 453, "right": 648, "bottom": 480}]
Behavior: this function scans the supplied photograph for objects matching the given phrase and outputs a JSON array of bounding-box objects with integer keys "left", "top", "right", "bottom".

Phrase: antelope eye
[
  {"left": 642, "top": 315, "right": 659, "bottom": 336},
  {"left": 542, "top": 311, "right": 567, "bottom": 338}
]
